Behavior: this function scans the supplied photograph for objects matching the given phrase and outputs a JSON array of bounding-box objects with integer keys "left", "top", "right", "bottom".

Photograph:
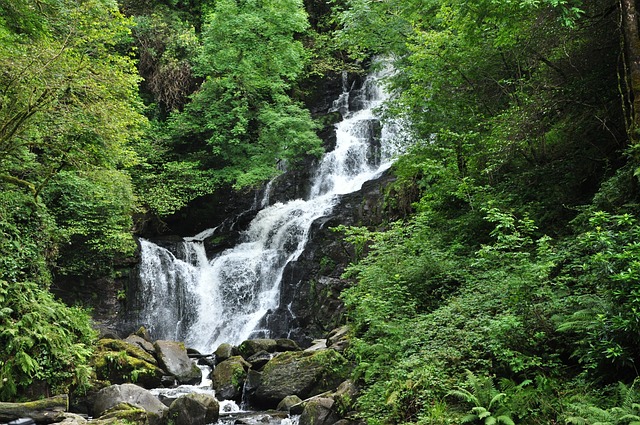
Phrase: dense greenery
[
  {"left": 0, "top": 0, "right": 323, "bottom": 400},
  {"left": 1, "top": 1, "right": 640, "bottom": 424},
  {"left": 331, "top": 0, "right": 640, "bottom": 423}
]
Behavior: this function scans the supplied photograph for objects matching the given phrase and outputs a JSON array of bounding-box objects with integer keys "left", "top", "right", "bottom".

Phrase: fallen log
[{"left": 0, "top": 394, "right": 68, "bottom": 423}]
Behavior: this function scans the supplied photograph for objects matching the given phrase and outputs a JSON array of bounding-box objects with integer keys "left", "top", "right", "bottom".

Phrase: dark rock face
[{"left": 261, "top": 170, "right": 398, "bottom": 345}]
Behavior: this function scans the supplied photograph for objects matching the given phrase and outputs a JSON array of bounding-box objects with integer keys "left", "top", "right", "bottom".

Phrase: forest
[{"left": 1, "top": 0, "right": 640, "bottom": 423}]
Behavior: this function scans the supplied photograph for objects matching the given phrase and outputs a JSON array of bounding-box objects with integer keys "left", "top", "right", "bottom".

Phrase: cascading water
[{"left": 134, "top": 64, "right": 403, "bottom": 353}]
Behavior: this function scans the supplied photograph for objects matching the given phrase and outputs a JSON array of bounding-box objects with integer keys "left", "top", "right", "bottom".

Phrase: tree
[
  {"left": 166, "top": 0, "right": 323, "bottom": 191},
  {"left": 0, "top": 0, "right": 145, "bottom": 199},
  {"left": 621, "top": 0, "right": 640, "bottom": 143}
]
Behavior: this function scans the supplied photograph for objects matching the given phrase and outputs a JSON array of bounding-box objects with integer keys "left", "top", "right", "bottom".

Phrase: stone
[
  {"left": 91, "top": 402, "right": 149, "bottom": 425},
  {"left": 212, "top": 356, "right": 250, "bottom": 401},
  {"left": 154, "top": 340, "right": 202, "bottom": 384},
  {"left": 276, "top": 395, "right": 303, "bottom": 412},
  {"left": 334, "top": 380, "right": 358, "bottom": 414},
  {"left": 299, "top": 397, "right": 340, "bottom": 425},
  {"left": 237, "top": 339, "right": 278, "bottom": 358},
  {"left": 214, "top": 343, "right": 237, "bottom": 363},
  {"left": 167, "top": 393, "right": 220, "bottom": 425},
  {"left": 124, "top": 334, "right": 155, "bottom": 355},
  {"left": 246, "top": 350, "right": 273, "bottom": 370},
  {"left": 93, "top": 384, "right": 168, "bottom": 425},
  {"left": 253, "top": 349, "right": 349, "bottom": 409},
  {"left": 57, "top": 413, "right": 88, "bottom": 424},
  {"left": 92, "top": 339, "right": 165, "bottom": 389}
]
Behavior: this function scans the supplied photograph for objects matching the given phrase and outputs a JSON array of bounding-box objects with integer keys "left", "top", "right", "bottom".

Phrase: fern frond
[{"left": 495, "top": 415, "right": 515, "bottom": 425}]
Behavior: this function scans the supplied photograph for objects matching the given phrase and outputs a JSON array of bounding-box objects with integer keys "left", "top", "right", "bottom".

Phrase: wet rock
[
  {"left": 124, "top": 334, "right": 155, "bottom": 355},
  {"left": 93, "top": 384, "right": 168, "bottom": 425},
  {"left": 246, "top": 350, "right": 273, "bottom": 370},
  {"left": 167, "top": 393, "right": 219, "bottom": 425},
  {"left": 238, "top": 339, "right": 278, "bottom": 358},
  {"left": 212, "top": 356, "right": 251, "bottom": 401},
  {"left": 154, "top": 340, "right": 201, "bottom": 385},
  {"left": 299, "top": 397, "right": 340, "bottom": 425},
  {"left": 253, "top": 349, "right": 350, "bottom": 409},
  {"left": 214, "top": 343, "right": 238, "bottom": 363},
  {"left": 93, "top": 339, "right": 165, "bottom": 388},
  {"left": 276, "top": 395, "right": 303, "bottom": 412}
]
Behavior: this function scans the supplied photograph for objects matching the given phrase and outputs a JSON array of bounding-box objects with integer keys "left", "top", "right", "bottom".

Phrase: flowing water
[{"left": 134, "top": 65, "right": 403, "bottom": 353}]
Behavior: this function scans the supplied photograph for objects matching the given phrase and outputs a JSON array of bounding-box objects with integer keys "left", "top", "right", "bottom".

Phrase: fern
[{"left": 448, "top": 370, "right": 516, "bottom": 425}]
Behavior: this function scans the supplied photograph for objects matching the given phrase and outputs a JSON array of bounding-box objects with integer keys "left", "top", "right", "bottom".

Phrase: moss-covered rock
[
  {"left": 154, "top": 340, "right": 201, "bottom": 385},
  {"left": 91, "top": 402, "right": 149, "bottom": 425},
  {"left": 212, "top": 356, "right": 250, "bottom": 401},
  {"left": 93, "top": 339, "right": 165, "bottom": 388},
  {"left": 253, "top": 349, "right": 350, "bottom": 409},
  {"left": 167, "top": 393, "right": 219, "bottom": 425},
  {"left": 93, "top": 384, "right": 168, "bottom": 425}
]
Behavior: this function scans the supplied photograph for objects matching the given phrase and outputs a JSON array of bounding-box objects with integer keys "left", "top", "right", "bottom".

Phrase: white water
[{"left": 135, "top": 65, "right": 403, "bottom": 353}]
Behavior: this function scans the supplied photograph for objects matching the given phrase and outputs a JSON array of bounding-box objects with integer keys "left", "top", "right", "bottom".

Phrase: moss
[{"left": 93, "top": 339, "right": 164, "bottom": 387}]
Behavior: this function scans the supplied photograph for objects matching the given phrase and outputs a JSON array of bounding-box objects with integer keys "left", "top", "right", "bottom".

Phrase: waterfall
[{"left": 134, "top": 64, "right": 403, "bottom": 353}]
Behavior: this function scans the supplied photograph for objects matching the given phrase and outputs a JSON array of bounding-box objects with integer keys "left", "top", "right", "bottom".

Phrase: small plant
[{"left": 447, "top": 370, "right": 515, "bottom": 425}]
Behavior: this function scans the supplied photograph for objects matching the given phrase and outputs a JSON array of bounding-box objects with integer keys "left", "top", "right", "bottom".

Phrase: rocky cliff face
[{"left": 260, "top": 170, "right": 398, "bottom": 345}]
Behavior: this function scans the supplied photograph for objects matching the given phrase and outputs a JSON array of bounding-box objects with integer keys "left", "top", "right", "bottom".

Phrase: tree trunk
[
  {"left": 621, "top": 0, "right": 640, "bottom": 141},
  {"left": 0, "top": 394, "right": 68, "bottom": 423}
]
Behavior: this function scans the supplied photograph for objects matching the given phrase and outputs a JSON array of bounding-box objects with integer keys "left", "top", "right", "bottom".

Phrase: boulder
[
  {"left": 275, "top": 339, "right": 302, "bottom": 352},
  {"left": 334, "top": 380, "right": 358, "bottom": 414},
  {"left": 299, "top": 397, "right": 340, "bottom": 425},
  {"left": 212, "top": 356, "right": 250, "bottom": 401},
  {"left": 167, "top": 393, "right": 219, "bottom": 425},
  {"left": 253, "top": 349, "right": 350, "bottom": 408},
  {"left": 154, "top": 340, "right": 202, "bottom": 384},
  {"left": 93, "top": 339, "right": 165, "bottom": 388},
  {"left": 93, "top": 384, "right": 168, "bottom": 425},
  {"left": 91, "top": 402, "right": 149, "bottom": 425},
  {"left": 326, "top": 326, "right": 350, "bottom": 352},
  {"left": 57, "top": 413, "right": 88, "bottom": 425},
  {"left": 237, "top": 339, "right": 301, "bottom": 359},
  {"left": 124, "top": 334, "right": 155, "bottom": 355},
  {"left": 214, "top": 343, "right": 237, "bottom": 363},
  {"left": 276, "top": 395, "right": 303, "bottom": 412},
  {"left": 246, "top": 350, "right": 273, "bottom": 370},
  {"left": 237, "top": 339, "right": 278, "bottom": 358}
]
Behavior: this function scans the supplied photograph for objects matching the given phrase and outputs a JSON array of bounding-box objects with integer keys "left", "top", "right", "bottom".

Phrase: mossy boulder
[
  {"left": 93, "top": 384, "right": 168, "bottom": 425},
  {"left": 91, "top": 402, "right": 149, "bottom": 425},
  {"left": 212, "top": 356, "right": 250, "bottom": 401},
  {"left": 299, "top": 397, "right": 340, "bottom": 425},
  {"left": 93, "top": 339, "right": 165, "bottom": 388},
  {"left": 253, "top": 349, "right": 350, "bottom": 408},
  {"left": 214, "top": 343, "right": 237, "bottom": 363},
  {"left": 168, "top": 393, "right": 219, "bottom": 425},
  {"left": 237, "top": 338, "right": 301, "bottom": 359},
  {"left": 154, "top": 340, "right": 202, "bottom": 385}
]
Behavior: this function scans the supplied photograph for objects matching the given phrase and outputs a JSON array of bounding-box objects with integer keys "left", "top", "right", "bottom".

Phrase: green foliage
[
  {"left": 565, "top": 381, "right": 640, "bottom": 425},
  {"left": 42, "top": 170, "right": 137, "bottom": 278},
  {"left": 0, "top": 278, "right": 97, "bottom": 399},
  {"left": 447, "top": 370, "right": 515, "bottom": 425}
]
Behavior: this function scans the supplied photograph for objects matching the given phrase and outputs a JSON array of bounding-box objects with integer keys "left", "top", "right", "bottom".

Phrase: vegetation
[
  {"left": 330, "top": 0, "right": 640, "bottom": 423},
  {"left": 1, "top": 1, "right": 640, "bottom": 425}
]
